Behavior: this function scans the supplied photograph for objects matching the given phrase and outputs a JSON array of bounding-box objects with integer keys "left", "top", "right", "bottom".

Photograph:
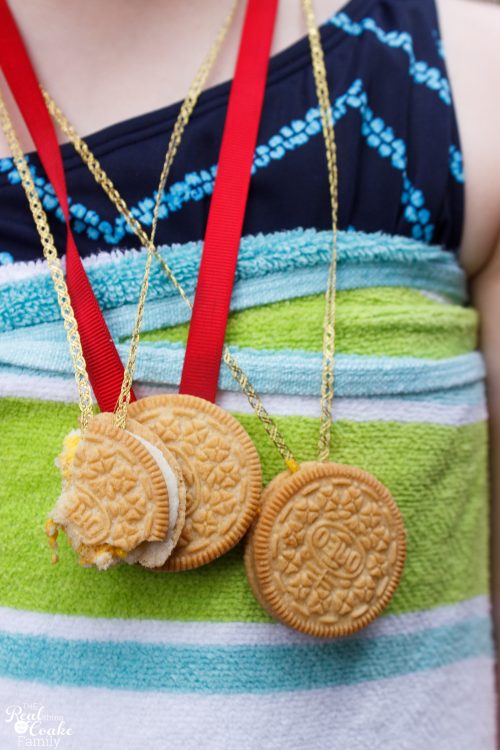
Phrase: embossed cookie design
[
  {"left": 128, "top": 394, "right": 262, "bottom": 570},
  {"left": 245, "top": 462, "right": 406, "bottom": 637},
  {"left": 49, "top": 413, "right": 183, "bottom": 570}
]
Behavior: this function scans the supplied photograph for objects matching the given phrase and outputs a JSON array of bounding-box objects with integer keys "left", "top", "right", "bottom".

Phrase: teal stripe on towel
[
  {"left": 0, "top": 343, "right": 486, "bottom": 398},
  {"left": 0, "top": 617, "right": 492, "bottom": 694},
  {"left": 0, "top": 364, "right": 486, "bottom": 406},
  {"left": 0, "top": 229, "right": 467, "bottom": 333}
]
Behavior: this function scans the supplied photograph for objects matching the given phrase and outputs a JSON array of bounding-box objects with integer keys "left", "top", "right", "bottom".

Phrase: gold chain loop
[
  {"left": 302, "top": 0, "right": 339, "bottom": 461},
  {"left": 45, "top": 91, "right": 302, "bottom": 468},
  {"left": 41, "top": 2, "right": 302, "bottom": 471},
  {"left": 43, "top": 90, "right": 301, "bottom": 469}
]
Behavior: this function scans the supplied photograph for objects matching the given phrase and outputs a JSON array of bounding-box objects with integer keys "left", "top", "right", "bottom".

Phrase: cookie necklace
[
  {"left": 42, "top": 0, "right": 406, "bottom": 635},
  {"left": 0, "top": 91, "right": 188, "bottom": 572},
  {"left": 104, "top": 0, "right": 264, "bottom": 573},
  {"left": 0, "top": 0, "right": 246, "bottom": 572},
  {"left": 244, "top": 0, "right": 406, "bottom": 638}
]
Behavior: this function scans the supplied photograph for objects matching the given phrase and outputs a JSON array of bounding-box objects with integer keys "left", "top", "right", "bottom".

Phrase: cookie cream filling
[{"left": 125, "top": 431, "right": 180, "bottom": 552}]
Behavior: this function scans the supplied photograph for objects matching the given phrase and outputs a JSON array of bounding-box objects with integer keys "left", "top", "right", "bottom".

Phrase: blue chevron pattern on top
[
  {"left": 0, "top": 80, "right": 441, "bottom": 246},
  {"left": 329, "top": 13, "right": 452, "bottom": 106},
  {"left": 0, "top": 1, "right": 465, "bottom": 257}
]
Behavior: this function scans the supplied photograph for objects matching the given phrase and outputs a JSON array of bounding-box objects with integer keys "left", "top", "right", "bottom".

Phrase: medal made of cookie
[
  {"left": 244, "top": 0, "right": 406, "bottom": 638},
  {"left": 38, "top": 0, "right": 277, "bottom": 572},
  {"left": 112, "top": 0, "right": 263, "bottom": 573},
  {"left": 244, "top": 464, "right": 405, "bottom": 637},
  {"left": 50, "top": 413, "right": 186, "bottom": 570},
  {"left": 0, "top": 1, "right": 252, "bottom": 571}
]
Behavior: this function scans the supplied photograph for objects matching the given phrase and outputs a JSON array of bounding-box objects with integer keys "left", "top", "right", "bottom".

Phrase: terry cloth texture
[{"left": 0, "top": 227, "right": 495, "bottom": 749}]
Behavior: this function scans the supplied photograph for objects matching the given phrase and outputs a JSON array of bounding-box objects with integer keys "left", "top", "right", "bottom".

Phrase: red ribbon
[
  {"left": 180, "top": 0, "right": 278, "bottom": 402},
  {"left": 0, "top": 0, "right": 134, "bottom": 411}
]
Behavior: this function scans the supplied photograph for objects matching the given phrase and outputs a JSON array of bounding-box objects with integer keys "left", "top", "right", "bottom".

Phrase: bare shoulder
[{"left": 437, "top": 0, "right": 500, "bottom": 275}]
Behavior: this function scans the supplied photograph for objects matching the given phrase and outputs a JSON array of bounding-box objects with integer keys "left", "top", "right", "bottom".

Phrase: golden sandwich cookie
[{"left": 245, "top": 462, "right": 406, "bottom": 638}]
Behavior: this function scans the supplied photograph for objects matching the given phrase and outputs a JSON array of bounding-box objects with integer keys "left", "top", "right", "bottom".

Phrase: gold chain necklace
[
  {"left": 43, "top": 2, "right": 340, "bottom": 470},
  {"left": 245, "top": 0, "right": 405, "bottom": 637},
  {"left": 0, "top": 96, "right": 189, "bottom": 571}
]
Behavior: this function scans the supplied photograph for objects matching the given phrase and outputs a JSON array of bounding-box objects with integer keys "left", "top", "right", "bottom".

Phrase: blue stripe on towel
[{"left": 0, "top": 617, "right": 492, "bottom": 694}]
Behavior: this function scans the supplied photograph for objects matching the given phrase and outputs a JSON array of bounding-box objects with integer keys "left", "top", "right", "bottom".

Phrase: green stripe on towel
[
  {"left": 0, "top": 398, "right": 488, "bottom": 621},
  {"left": 139, "top": 288, "right": 478, "bottom": 359}
]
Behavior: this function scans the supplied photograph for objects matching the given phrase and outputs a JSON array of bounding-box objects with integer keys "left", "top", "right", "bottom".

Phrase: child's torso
[{"left": 0, "top": 1, "right": 495, "bottom": 748}]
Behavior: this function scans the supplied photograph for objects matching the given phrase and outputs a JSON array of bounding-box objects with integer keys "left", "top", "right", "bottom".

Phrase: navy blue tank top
[{"left": 0, "top": 0, "right": 464, "bottom": 264}]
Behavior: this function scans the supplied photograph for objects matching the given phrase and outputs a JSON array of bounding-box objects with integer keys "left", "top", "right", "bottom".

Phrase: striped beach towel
[{"left": 0, "top": 227, "right": 495, "bottom": 748}]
